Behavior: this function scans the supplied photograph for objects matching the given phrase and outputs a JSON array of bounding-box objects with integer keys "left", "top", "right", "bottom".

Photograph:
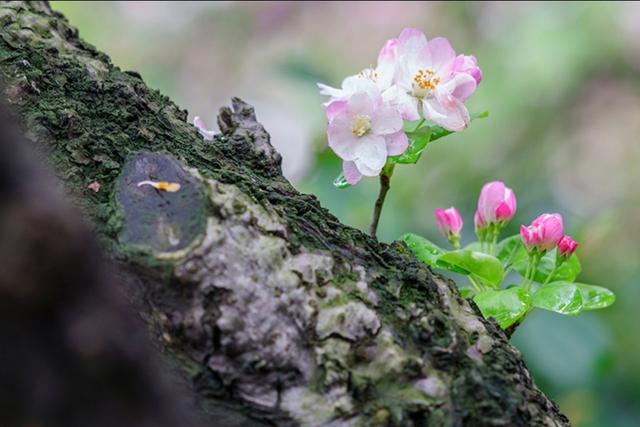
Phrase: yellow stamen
[
  {"left": 351, "top": 115, "right": 371, "bottom": 137},
  {"left": 358, "top": 68, "right": 378, "bottom": 83},
  {"left": 413, "top": 68, "right": 440, "bottom": 91},
  {"left": 137, "top": 180, "right": 181, "bottom": 192}
]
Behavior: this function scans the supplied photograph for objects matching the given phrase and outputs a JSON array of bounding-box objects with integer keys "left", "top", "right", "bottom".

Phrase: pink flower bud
[
  {"left": 434, "top": 207, "right": 463, "bottom": 238},
  {"left": 520, "top": 224, "right": 542, "bottom": 251},
  {"left": 520, "top": 213, "right": 564, "bottom": 252},
  {"left": 557, "top": 235, "right": 578, "bottom": 258},
  {"left": 477, "top": 181, "right": 517, "bottom": 225}
]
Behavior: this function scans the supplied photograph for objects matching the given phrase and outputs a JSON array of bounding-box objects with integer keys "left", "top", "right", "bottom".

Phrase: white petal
[
  {"left": 385, "top": 131, "right": 409, "bottom": 156},
  {"left": 392, "top": 88, "right": 420, "bottom": 121},
  {"left": 347, "top": 92, "right": 375, "bottom": 116},
  {"left": 317, "top": 82, "right": 344, "bottom": 99},
  {"left": 193, "top": 116, "right": 215, "bottom": 141},
  {"left": 353, "top": 135, "right": 387, "bottom": 176},
  {"left": 327, "top": 114, "right": 359, "bottom": 160},
  {"left": 423, "top": 94, "right": 470, "bottom": 132},
  {"left": 371, "top": 105, "right": 403, "bottom": 135},
  {"left": 343, "top": 161, "right": 363, "bottom": 185}
]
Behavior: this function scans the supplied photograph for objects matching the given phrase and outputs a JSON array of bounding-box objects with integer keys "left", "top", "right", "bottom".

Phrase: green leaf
[
  {"left": 513, "top": 249, "right": 581, "bottom": 283},
  {"left": 459, "top": 288, "right": 476, "bottom": 299},
  {"left": 463, "top": 242, "right": 482, "bottom": 252},
  {"left": 532, "top": 282, "right": 583, "bottom": 315},
  {"left": 333, "top": 173, "right": 350, "bottom": 189},
  {"left": 473, "top": 286, "right": 531, "bottom": 329},
  {"left": 391, "top": 112, "right": 488, "bottom": 165},
  {"left": 438, "top": 250, "right": 504, "bottom": 288},
  {"left": 575, "top": 283, "right": 616, "bottom": 311},
  {"left": 389, "top": 127, "right": 432, "bottom": 164},
  {"left": 496, "top": 235, "right": 526, "bottom": 268},
  {"left": 401, "top": 233, "right": 445, "bottom": 267}
]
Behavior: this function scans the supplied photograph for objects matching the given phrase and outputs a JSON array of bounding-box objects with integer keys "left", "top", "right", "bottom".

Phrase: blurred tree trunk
[{"left": 0, "top": 2, "right": 569, "bottom": 426}]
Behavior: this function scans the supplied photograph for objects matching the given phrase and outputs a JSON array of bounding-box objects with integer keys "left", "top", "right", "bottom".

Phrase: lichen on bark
[{"left": 0, "top": 2, "right": 570, "bottom": 426}]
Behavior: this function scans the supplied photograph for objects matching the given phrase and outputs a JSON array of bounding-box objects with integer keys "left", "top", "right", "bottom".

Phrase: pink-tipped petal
[
  {"left": 398, "top": 28, "right": 428, "bottom": 55},
  {"left": 325, "top": 100, "right": 348, "bottom": 122},
  {"left": 434, "top": 207, "right": 463, "bottom": 238},
  {"left": 343, "top": 161, "right": 363, "bottom": 185},
  {"left": 477, "top": 181, "right": 517, "bottom": 224},
  {"left": 558, "top": 235, "right": 578, "bottom": 258},
  {"left": 385, "top": 131, "right": 409, "bottom": 156},
  {"left": 523, "top": 213, "right": 564, "bottom": 251},
  {"left": 450, "top": 73, "right": 477, "bottom": 103},
  {"left": 378, "top": 38, "right": 399, "bottom": 64},
  {"left": 423, "top": 93, "right": 470, "bottom": 132},
  {"left": 428, "top": 37, "right": 457, "bottom": 69}
]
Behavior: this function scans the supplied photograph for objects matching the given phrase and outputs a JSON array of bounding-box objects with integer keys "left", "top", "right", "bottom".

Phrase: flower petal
[
  {"left": 385, "top": 131, "right": 409, "bottom": 156},
  {"left": 398, "top": 28, "right": 429, "bottom": 57},
  {"left": 423, "top": 92, "right": 470, "bottom": 132},
  {"left": 193, "top": 116, "right": 215, "bottom": 141},
  {"left": 428, "top": 37, "right": 456, "bottom": 69},
  {"left": 317, "top": 82, "right": 343, "bottom": 99},
  {"left": 377, "top": 39, "right": 398, "bottom": 88},
  {"left": 451, "top": 73, "right": 477, "bottom": 102},
  {"left": 347, "top": 92, "right": 375, "bottom": 116},
  {"left": 371, "top": 105, "right": 403, "bottom": 135},
  {"left": 353, "top": 135, "right": 387, "bottom": 176},
  {"left": 387, "top": 86, "right": 420, "bottom": 121},
  {"left": 327, "top": 114, "right": 359, "bottom": 161},
  {"left": 343, "top": 160, "right": 363, "bottom": 185},
  {"left": 325, "top": 100, "right": 348, "bottom": 122}
]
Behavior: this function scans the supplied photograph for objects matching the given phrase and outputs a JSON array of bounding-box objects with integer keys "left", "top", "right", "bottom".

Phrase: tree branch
[{"left": 0, "top": 2, "right": 569, "bottom": 426}]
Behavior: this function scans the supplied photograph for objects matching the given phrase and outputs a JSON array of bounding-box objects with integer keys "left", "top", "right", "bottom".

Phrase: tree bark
[{"left": 0, "top": 2, "right": 570, "bottom": 426}]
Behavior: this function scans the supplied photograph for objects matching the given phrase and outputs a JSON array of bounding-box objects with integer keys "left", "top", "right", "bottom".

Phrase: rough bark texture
[{"left": 0, "top": 2, "right": 570, "bottom": 426}]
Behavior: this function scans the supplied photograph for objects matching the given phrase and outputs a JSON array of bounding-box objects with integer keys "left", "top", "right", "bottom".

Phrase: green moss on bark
[{"left": 0, "top": 2, "right": 570, "bottom": 426}]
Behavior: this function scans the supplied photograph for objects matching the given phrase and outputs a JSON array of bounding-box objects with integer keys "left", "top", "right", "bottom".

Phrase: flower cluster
[
  {"left": 319, "top": 28, "right": 482, "bottom": 184},
  {"left": 434, "top": 181, "right": 578, "bottom": 262},
  {"left": 402, "top": 179, "right": 614, "bottom": 333}
]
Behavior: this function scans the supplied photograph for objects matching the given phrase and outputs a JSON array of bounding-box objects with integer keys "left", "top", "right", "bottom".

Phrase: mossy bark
[{"left": 0, "top": 2, "right": 570, "bottom": 426}]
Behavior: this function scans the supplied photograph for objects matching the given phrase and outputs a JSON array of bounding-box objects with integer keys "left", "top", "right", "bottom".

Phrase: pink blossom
[
  {"left": 318, "top": 37, "right": 398, "bottom": 116},
  {"left": 557, "top": 235, "right": 578, "bottom": 258},
  {"left": 435, "top": 207, "right": 463, "bottom": 238},
  {"left": 520, "top": 213, "right": 564, "bottom": 252},
  {"left": 477, "top": 181, "right": 517, "bottom": 225},
  {"left": 389, "top": 28, "right": 480, "bottom": 130},
  {"left": 327, "top": 91, "right": 407, "bottom": 184}
]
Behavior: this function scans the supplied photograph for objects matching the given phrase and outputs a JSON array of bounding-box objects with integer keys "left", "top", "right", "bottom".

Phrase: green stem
[
  {"left": 414, "top": 118, "right": 426, "bottom": 132},
  {"left": 542, "top": 264, "right": 559, "bottom": 286},
  {"left": 490, "top": 226, "right": 499, "bottom": 255},
  {"left": 369, "top": 164, "right": 395, "bottom": 238}
]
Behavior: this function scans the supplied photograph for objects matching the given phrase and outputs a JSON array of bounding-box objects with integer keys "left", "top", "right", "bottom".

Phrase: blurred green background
[{"left": 51, "top": 2, "right": 640, "bottom": 425}]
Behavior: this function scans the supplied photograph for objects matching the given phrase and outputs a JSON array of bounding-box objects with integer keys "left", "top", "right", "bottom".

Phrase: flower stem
[
  {"left": 369, "top": 164, "right": 395, "bottom": 238},
  {"left": 414, "top": 118, "right": 426, "bottom": 132},
  {"left": 542, "top": 263, "right": 559, "bottom": 286}
]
